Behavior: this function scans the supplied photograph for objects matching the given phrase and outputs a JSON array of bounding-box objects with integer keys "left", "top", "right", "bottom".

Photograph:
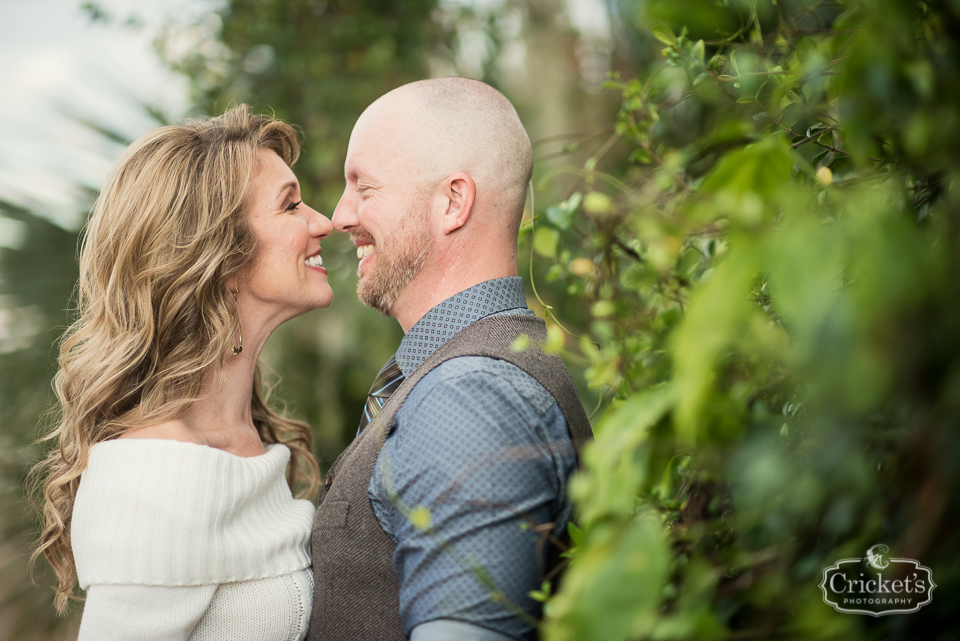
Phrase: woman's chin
[{"left": 310, "top": 290, "right": 334, "bottom": 312}]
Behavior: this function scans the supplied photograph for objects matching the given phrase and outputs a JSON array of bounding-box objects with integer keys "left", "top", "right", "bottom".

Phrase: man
[{"left": 309, "top": 78, "right": 592, "bottom": 641}]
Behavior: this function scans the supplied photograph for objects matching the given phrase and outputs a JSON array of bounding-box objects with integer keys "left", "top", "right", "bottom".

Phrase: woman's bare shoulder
[
  {"left": 116, "top": 421, "right": 266, "bottom": 457},
  {"left": 117, "top": 420, "right": 203, "bottom": 445}
]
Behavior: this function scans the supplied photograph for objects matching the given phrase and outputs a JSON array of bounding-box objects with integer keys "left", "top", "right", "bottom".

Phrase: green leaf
[
  {"left": 568, "top": 522, "right": 585, "bottom": 548},
  {"left": 530, "top": 580, "right": 553, "bottom": 603},
  {"left": 534, "top": 227, "right": 560, "bottom": 258},
  {"left": 806, "top": 122, "right": 828, "bottom": 138},
  {"left": 692, "top": 39, "right": 705, "bottom": 64},
  {"left": 543, "top": 517, "right": 670, "bottom": 641},
  {"left": 699, "top": 137, "right": 795, "bottom": 202},
  {"left": 652, "top": 25, "right": 677, "bottom": 46},
  {"left": 671, "top": 252, "right": 756, "bottom": 444},
  {"left": 545, "top": 191, "right": 582, "bottom": 229},
  {"left": 780, "top": 102, "right": 802, "bottom": 128},
  {"left": 795, "top": 35, "right": 821, "bottom": 68}
]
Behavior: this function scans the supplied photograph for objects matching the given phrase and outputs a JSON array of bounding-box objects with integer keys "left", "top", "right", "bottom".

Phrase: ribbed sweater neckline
[{"left": 72, "top": 439, "right": 315, "bottom": 588}]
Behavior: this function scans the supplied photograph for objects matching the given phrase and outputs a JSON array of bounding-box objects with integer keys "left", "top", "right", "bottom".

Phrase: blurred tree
[
  {"left": 532, "top": 0, "right": 960, "bottom": 639},
  {"left": 0, "top": 198, "right": 85, "bottom": 639}
]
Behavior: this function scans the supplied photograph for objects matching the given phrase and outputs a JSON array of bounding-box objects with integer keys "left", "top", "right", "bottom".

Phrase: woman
[{"left": 31, "top": 105, "right": 331, "bottom": 640}]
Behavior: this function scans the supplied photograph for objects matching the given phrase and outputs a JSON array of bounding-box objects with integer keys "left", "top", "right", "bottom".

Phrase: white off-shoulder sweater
[{"left": 72, "top": 439, "right": 316, "bottom": 641}]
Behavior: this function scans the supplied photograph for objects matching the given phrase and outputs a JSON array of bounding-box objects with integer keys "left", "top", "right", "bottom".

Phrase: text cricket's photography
[{"left": 820, "top": 544, "right": 936, "bottom": 617}]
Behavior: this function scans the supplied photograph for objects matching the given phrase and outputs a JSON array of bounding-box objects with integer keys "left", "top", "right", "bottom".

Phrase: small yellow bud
[
  {"left": 544, "top": 324, "right": 566, "bottom": 354},
  {"left": 569, "top": 258, "right": 595, "bottom": 277},
  {"left": 409, "top": 506, "right": 432, "bottom": 531},
  {"left": 591, "top": 300, "right": 616, "bottom": 318},
  {"left": 815, "top": 166, "right": 833, "bottom": 185},
  {"left": 583, "top": 192, "right": 612, "bottom": 215},
  {"left": 510, "top": 334, "right": 531, "bottom": 352}
]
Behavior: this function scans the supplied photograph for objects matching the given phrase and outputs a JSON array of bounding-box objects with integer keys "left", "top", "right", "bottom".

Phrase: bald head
[
  {"left": 356, "top": 78, "right": 533, "bottom": 229},
  {"left": 335, "top": 79, "right": 532, "bottom": 327}
]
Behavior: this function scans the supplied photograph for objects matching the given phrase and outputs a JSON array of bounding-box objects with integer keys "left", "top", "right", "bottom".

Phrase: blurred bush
[{"left": 537, "top": 1, "right": 960, "bottom": 639}]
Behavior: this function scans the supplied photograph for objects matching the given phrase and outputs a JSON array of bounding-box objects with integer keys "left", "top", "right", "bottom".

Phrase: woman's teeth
[
  {"left": 305, "top": 254, "right": 323, "bottom": 267},
  {"left": 357, "top": 245, "right": 374, "bottom": 260}
]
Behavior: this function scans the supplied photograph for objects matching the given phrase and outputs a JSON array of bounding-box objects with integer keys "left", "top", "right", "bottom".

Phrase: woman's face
[{"left": 242, "top": 148, "right": 334, "bottom": 325}]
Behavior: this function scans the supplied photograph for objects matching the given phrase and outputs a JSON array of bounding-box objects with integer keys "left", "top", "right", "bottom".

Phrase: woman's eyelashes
[{"left": 285, "top": 199, "right": 302, "bottom": 211}]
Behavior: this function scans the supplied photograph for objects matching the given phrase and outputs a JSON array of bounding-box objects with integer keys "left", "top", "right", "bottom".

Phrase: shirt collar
[{"left": 395, "top": 277, "right": 529, "bottom": 376}]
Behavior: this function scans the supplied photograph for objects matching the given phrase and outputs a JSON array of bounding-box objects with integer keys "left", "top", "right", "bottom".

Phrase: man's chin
[{"left": 357, "top": 280, "right": 392, "bottom": 316}]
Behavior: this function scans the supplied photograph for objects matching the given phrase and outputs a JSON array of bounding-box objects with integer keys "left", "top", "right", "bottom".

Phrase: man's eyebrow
[
  {"left": 275, "top": 180, "right": 298, "bottom": 199},
  {"left": 346, "top": 161, "right": 376, "bottom": 183}
]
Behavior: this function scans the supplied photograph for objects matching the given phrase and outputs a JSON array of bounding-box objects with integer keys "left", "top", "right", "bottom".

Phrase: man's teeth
[
  {"left": 305, "top": 254, "right": 323, "bottom": 267},
  {"left": 357, "top": 245, "right": 374, "bottom": 260}
]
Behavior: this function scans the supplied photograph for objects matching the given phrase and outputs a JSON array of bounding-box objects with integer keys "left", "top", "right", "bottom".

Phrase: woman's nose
[{"left": 308, "top": 206, "right": 334, "bottom": 238}]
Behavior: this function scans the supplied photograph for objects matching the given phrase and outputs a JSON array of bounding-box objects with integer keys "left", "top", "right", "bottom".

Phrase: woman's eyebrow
[{"left": 275, "top": 180, "right": 298, "bottom": 199}]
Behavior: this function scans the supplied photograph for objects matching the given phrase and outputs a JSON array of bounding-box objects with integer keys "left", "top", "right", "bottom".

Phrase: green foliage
[
  {"left": 0, "top": 197, "right": 86, "bottom": 638},
  {"left": 537, "top": 1, "right": 960, "bottom": 638}
]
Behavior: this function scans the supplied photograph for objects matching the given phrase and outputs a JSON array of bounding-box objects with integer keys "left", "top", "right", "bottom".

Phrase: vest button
[{"left": 324, "top": 473, "right": 335, "bottom": 487}]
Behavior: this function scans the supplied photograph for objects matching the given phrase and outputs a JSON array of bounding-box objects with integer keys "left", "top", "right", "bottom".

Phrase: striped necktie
[{"left": 356, "top": 354, "right": 406, "bottom": 436}]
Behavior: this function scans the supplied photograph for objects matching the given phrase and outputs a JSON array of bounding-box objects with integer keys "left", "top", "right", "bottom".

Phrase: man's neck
[{"left": 392, "top": 266, "right": 519, "bottom": 333}]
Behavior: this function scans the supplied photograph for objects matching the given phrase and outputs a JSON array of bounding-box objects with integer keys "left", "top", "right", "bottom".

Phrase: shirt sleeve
[
  {"left": 78, "top": 583, "right": 218, "bottom": 641},
  {"left": 369, "top": 357, "right": 576, "bottom": 641},
  {"left": 411, "top": 619, "right": 518, "bottom": 641}
]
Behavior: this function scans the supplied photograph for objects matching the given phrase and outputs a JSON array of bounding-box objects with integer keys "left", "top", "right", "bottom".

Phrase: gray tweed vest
[{"left": 308, "top": 314, "right": 593, "bottom": 641}]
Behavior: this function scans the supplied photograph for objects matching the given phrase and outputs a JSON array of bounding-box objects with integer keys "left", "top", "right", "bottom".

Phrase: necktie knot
[{"left": 357, "top": 354, "right": 405, "bottom": 435}]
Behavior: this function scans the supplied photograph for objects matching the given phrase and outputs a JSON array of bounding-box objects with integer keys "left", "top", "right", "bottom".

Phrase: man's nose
[{"left": 331, "top": 190, "right": 356, "bottom": 233}]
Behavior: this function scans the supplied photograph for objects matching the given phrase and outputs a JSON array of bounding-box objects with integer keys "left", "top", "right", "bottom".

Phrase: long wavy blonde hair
[{"left": 30, "top": 104, "right": 321, "bottom": 613}]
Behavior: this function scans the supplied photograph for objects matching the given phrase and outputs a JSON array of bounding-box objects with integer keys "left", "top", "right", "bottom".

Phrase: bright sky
[
  {"left": 0, "top": 0, "right": 609, "bottom": 242},
  {"left": 0, "top": 0, "right": 201, "bottom": 235}
]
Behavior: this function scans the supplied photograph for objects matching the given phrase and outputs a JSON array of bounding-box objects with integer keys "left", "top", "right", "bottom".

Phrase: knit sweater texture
[{"left": 72, "top": 439, "right": 315, "bottom": 640}]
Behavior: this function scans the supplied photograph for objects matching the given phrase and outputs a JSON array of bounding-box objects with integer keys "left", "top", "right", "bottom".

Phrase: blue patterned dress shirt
[{"left": 368, "top": 277, "right": 578, "bottom": 641}]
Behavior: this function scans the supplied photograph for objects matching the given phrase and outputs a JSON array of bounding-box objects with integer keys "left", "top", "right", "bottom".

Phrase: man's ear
[{"left": 440, "top": 172, "right": 476, "bottom": 235}]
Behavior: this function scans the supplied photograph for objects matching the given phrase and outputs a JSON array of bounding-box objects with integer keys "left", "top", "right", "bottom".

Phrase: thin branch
[{"left": 532, "top": 125, "right": 616, "bottom": 148}]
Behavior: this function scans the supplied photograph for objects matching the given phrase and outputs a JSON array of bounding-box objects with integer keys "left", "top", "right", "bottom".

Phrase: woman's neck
[{"left": 119, "top": 312, "right": 280, "bottom": 457}]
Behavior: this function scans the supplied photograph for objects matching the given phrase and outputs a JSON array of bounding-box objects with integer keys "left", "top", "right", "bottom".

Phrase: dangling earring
[{"left": 232, "top": 286, "right": 243, "bottom": 355}]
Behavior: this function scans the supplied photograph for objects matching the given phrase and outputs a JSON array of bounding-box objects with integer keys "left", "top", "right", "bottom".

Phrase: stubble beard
[{"left": 356, "top": 196, "right": 434, "bottom": 316}]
